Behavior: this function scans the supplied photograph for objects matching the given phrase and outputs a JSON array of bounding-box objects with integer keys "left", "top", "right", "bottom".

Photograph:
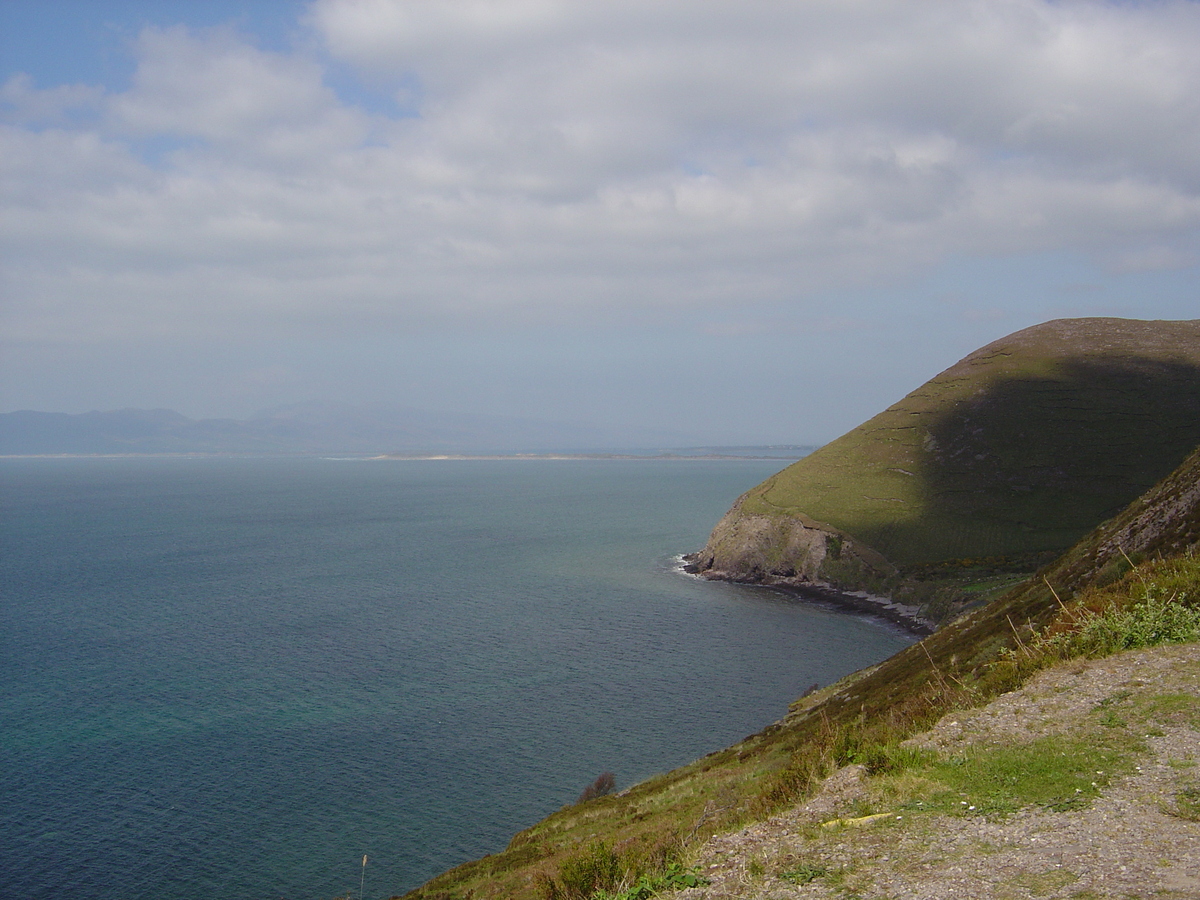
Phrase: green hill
[
  {"left": 687, "top": 318, "right": 1200, "bottom": 597},
  {"left": 397, "top": 432, "right": 1200, "bottom": 900}
]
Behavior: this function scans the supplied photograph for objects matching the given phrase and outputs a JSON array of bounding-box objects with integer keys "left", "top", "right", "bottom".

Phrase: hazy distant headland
[{"left": 0, "top": 402, "right": 813, "bottom": 459}]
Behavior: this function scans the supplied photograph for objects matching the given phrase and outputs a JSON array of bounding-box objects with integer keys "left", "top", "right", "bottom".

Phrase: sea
[{"left": 0, "top": 457, "right": 915, "bottom": 900}]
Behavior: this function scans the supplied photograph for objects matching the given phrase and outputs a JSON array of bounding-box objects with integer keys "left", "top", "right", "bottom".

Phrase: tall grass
[{"left": 992, "top": 556, "right": 1200, "bottom": 680}]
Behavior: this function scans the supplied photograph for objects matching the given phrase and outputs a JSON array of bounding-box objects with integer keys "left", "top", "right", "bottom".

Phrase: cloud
[
  {"left": 108, "top": 25, "right": 370, "bottom": 161},
  {"left": 3, "top": 0, "right": 1200, "bottom": 353},
  {"left": 1, "top": 73, "right": 103, "bottom": 125}
]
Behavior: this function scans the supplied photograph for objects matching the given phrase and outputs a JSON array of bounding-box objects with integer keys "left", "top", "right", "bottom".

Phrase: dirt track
[{"left": 679, "top": 643, "right": 1200, "bottom": 900}]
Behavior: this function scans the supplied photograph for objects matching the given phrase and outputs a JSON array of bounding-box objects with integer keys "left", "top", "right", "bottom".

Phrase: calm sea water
[{"left": 0, "top": 458, "right": 914, "bottom": 900}]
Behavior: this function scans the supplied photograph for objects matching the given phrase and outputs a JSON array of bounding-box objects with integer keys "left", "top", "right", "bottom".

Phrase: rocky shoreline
[
  {"left": 682, "top": 556, "right": 935, "bottom": 635},
  {"left": 767, "top": 580, "right": 935, "bottom": 635}
]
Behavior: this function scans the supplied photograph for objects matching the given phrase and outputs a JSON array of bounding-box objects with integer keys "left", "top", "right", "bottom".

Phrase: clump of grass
[
  {"left": 540, "top": 843, "right": 625, "bottom": 900},
  {"left": 988, "top": 557, "right": 1200, "bottom": 687},
  {"left": 591, "top": 863, "right": 707, "bottom": 900},
  {"left": 752, "top": 741, "right": 831, "bottom": 816},
  {"left": 541, "top": 843, "right": 707, "bottom": 900},
  {"left": 1141, "top": 694, "right": 1200, "bottom": 730},
  {"left": 832, "top": 731, "right": 934, "bottom": 777},
  {"left": 1006, "top": 869, "right": 1080, "bottom": 895},
  {"left": 1170, "top": 783, "right": 1200, "bottom": 822},
  {"left": 780, "top": 864, "right": 828, "bottom": 884}
]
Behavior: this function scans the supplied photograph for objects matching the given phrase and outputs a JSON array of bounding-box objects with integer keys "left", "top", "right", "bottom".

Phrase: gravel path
[{"left": 678, "top": 643, "right": 1200, "bottom": 900}]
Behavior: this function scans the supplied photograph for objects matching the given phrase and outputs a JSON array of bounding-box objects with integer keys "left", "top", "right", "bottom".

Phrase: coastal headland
[{"left": 687, "top": 317, "right": 1200, "bottom": 626}]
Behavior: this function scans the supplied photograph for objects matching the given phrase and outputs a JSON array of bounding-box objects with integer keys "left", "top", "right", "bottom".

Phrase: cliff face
[
  {"left": 688, "top": 317, "right": 1200, "bottom": 594},
  {"left": 684, "top": 499, "right": 895, "bottom": 589}
]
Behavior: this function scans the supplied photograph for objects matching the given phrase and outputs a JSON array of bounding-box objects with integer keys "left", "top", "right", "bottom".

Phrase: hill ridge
[{"left": 686, "top": 317, "right": 1200, "bottom": 616}]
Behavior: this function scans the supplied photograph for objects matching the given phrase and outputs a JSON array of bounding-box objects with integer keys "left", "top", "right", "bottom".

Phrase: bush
[{"left": 577, "top": 772, "right": 616, "bottom": 804}]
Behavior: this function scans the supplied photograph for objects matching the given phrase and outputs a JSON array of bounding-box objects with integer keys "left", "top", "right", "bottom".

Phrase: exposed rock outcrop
[
  {"left": 686, "top": 499, "right": 846, "bottom": 582},
  {"left": 683, "top": 499, "right": 933, "bottom": 632}
]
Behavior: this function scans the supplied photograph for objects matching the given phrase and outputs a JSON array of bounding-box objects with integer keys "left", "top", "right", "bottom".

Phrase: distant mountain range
[{"left": 0, "top": 402, "right": 808, "bottom": 457}]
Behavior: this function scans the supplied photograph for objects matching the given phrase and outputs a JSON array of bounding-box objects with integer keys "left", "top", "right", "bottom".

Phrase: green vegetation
[
  {"left": 1029, "top": 581, "right": 1200, "bottom": 659},
  {"left": 539, "top": 843, "right": 624, "bottom": 900},
  {"left": 779, "top": 864, "right": 827, "bottom": 885},
  {"left": 397, "top": 406, "right": 1200, "bottom": 900},
  {"left": 896, "top": 733, "right": 1139, "bottom": 817},
  {"left": 690, "top": 318, "right": 1200, "bottom": 608},
  {"left": 589, "top": 863, "right": 706, "bottom": 900},
  {"left": 535, "top": 845, "right": 707, "bottom": 900},
  {"left": 1171, "top": 782, "right": 1200, "bottom": 822}
]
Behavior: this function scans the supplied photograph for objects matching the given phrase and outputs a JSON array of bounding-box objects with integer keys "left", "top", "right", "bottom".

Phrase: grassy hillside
[
  {"left": 697, "top": 318, "right": 1200, "bottom": 582},
  {"left": 397, "top": 443, "right": 1200, "bottom": 900}
]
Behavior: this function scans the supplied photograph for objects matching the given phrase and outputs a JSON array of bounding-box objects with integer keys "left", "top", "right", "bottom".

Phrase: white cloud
[
  {"left": 108, "top": 25, "right": 370, "bottom": 162},
  {"left": 1, "top": 73, "right": 102, "bottom": 125},
  {"left": 3, "top": 0, "right": 1200, "bottom": 353}
]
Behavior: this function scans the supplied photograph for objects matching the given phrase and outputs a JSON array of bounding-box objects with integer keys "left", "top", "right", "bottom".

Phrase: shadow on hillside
[{"left": 900, "top": 355, "right": 1200, "bottom": 563}]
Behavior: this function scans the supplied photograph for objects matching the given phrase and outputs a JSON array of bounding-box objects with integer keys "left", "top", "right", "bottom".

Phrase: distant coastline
[
  {"left": 0, "top": 405, "right": 816, "bottom": 459},
  {"left": 1, "top": 450, "right": 811, "bottom": 461},
  {"left": 372, "top": 451, "right": 809, "bottom": 461}
]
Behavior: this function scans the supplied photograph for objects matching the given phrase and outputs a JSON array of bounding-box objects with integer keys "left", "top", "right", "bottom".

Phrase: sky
[{"left": 2, "top": 0, "right": 1198, "bottom": 445}]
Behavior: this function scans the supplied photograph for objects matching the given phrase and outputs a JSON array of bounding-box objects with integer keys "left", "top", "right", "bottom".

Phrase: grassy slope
[
  {"left": 399, "top": 445, "right": 1200, "bottom": 900},
  {"left": 733, "top": 317, "right": 1200, "bottom": 568}
]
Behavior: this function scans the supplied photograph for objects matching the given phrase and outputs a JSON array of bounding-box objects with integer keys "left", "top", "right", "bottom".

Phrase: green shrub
[
  {"left": 541, "top": 843, "right": 625, "bottom": 900},
  {"left": 592, "top": 863, "right": 708, "bottom": 900},
  {"left": 753, "top": 742, "right": 831, "bottom": 815},
  {"left": 988, "top": 559, "right": 1200, "bottom": 689},
  {"left": 1047, "top": 585, "right": 1200, "bottom": 658},
  {"left": 833, "top": 732, "right": 931, "bottom": 776}
]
